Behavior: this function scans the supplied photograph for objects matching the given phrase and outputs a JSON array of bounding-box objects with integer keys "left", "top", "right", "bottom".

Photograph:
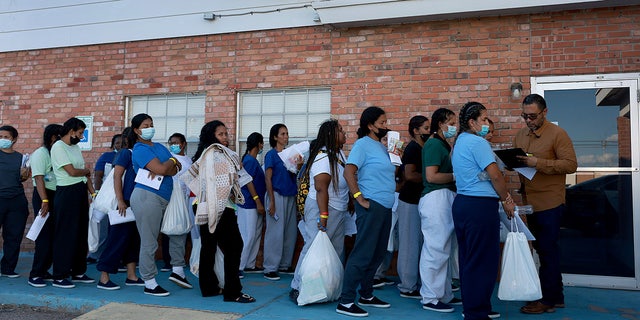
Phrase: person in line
[
  {"left": 27, "top": 124, "right": 63, "bottom": 287},
  {"left": 129, "top": 113, "right": 189, "bottom": 297},
  {"left": 337, "top": 106, "right": 396, "bottom": 317},
  {"left": 418, "top": 108, "right": 461, "bottom": 312},
  {"left": 451, "top": 102, "right": 515, "bottom": 320},
  {"left": 50, "top": 118, "right": 96, "bottom": 288},
  {"left": 263, "top": 123, "right": 299, "bottom": 281},
  {"left": 290, "top": 119, "right": 349, "bottom": 304},
  {"left": 0, "top": 125, "right": 30, "bottom": 278},
  {"left": 87, "top": 133, "right": 123, "bottom": 264},
  {"left": 95, "top": 127, "right": 144, "bottom": 290},
  {"left": 394, "top": 115, "right": 430, "bottom": 298},
  {"left": 186, "top": 120, "right": 256, "bottom": 303},
  {"left": 160, "top": 133, "right": 193, "bottom": 272},
  {"left": 238, "top": 132, "right": 266, "bottom": 275},
  {"left": 515, "top": 94, "right": 577, "bottom": 314}
]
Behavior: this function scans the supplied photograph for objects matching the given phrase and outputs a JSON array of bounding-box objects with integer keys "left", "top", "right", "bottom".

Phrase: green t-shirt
[
  {"left": 421, "top": 137, "right": 456, "bottom": 196},
  {"left": 31, "top": 146, "right": 57, "bottom": 190},
  {"left": 51, "top": 140, "right": 87, "bottom": 186}
]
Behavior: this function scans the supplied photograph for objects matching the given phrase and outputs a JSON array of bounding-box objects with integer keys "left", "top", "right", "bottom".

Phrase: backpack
[{"left": 296, "top": 151, "right": 344, "bottom": 215}]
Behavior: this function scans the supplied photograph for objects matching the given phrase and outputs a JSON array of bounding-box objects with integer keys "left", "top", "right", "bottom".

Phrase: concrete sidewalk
[{"left": 1, "top": 253, "right": 639, "bottom": 319}]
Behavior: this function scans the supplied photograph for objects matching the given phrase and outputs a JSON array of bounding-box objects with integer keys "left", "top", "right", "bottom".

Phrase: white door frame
[{"left": 532, "top": 73, "right": 640, "bottom": 290}]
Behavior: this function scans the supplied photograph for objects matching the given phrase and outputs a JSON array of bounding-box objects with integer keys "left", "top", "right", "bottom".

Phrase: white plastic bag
[
  {"left": 93, "top": 169, "right": 118, "bottom": 212},
  {"left": 297, "top": 231, "right": 344, "bottom": 306},
  {"left": 188, "top": 238, "right": 225, "bottom": 288},
  {"left": 498, "top": 220, "right": 542, "bottom": 301},
  {"left": 161, "top": 178, "right": 193, "bottom": 235},
  {"left": 88, "top": 203, "right": 100, "bottom": 253}
]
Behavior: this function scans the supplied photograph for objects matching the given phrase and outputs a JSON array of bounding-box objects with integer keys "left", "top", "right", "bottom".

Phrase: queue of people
[{"left": 0, "top": 94, "right": 576, "bottom": 316}]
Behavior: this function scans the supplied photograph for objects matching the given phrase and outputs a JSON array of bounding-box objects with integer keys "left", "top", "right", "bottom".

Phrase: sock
[
  {"left": 172, "top": 266, "right": 185, "bottom": 278},
  {"left": 144, "top": 278, "right": 158, "bottom": 289}
]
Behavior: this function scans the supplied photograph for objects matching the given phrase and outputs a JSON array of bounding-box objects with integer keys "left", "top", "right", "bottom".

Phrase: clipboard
[{"left": 493, "top": 148, "right": 528, "bottom": 169}]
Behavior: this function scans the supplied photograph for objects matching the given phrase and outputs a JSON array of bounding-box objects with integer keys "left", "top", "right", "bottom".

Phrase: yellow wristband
[
  {"left": 169, "top": 157, "right": 177, "bottom": 165},
  {"left": 320, "top": 215, "right": 329, "bottom": 219},
  {"left": 91, "top": 192, "right": 97, "bottom": 198},
  {"left": 353, "top": 191, "right": 362, "bottom": 199},
  {"left": 252, "top": 195, "right": 260, "bottom": 200},
  {"left": 42, "top": 199, "right": 49, "bottom": 203}
]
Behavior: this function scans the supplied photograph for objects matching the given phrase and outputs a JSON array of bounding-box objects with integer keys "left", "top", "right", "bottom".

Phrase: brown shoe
[{"left": 520, "top": 301, "right": 556, "bottom": 314}]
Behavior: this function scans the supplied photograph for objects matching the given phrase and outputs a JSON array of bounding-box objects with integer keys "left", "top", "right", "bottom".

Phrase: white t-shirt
[{"left": 308, "top": 150, "right": 349, "bottom": 211}]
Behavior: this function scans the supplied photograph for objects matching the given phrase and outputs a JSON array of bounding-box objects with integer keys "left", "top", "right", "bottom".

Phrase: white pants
[
  {"left": 237, "top": 207, "right": 263, "bottom": 270},
  {"left": 418, "top": 188, "right": 456, "bottom": 305}
]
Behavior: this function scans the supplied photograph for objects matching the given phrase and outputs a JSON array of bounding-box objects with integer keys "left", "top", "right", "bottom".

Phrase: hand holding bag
[
  {"left": 498, "top": 219, "right": 543, "bottom": 301},
  {"left": 297, "top": 231, "right": 344, "bottom": 306},
  {"left": 161, "top": 178, "right": 193, "bottom": 235},
  {"left": 93, "top": 169, "right": 118, "bottom": 212}
]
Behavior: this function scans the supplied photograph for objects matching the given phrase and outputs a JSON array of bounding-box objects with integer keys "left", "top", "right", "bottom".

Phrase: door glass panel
[{"left": 543, "top": 87, "right": 634, "bottom": 277}]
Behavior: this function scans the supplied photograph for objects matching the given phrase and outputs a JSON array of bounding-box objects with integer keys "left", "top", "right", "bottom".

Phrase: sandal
[{"left": 225, "top": 293, "right": 256, "bottom": 303}]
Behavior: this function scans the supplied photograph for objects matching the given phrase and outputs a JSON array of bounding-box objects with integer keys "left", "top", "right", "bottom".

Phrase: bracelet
[
  {"left": 169, "top": 157, "right": 177, "bottom": 165},
  {"left": 91, "top": 192, "right": 97, "bottom": 198},
  {"left": 353, "top": 191, "right": 362, "bottom": 199},
  {"left": 320, "top": 215, "right": 329, "bottom": 219},
  {"left": 252, "top": 195, "right": 260, "bottom": 200},
  {"left": 42, "top": 199, "right": 49, "bottom": 203}
]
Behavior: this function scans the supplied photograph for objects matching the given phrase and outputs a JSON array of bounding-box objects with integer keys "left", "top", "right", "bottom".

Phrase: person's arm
[
  {"left": 144, "top": 157, "right": 181, "bottom": 176},
  {"left": 61, "top": 164, "right": 91, "bottom": 178},
  {"left": 113, "top": 165, "right": 127, "bottom": 215},
  {"left": 94, "top": 170, "right": 105, "bottom": 191},
  {"left": 425, "top": 165, "right": 454, "bottom": 184},
  {"left": 265, "top": 167, "right": 276, "bottom": 216},
  {"left": 403, "top": 163, "right": 422, "bottom": 183},
  {"left": 486, "top": 162, "right": 515, "bottom": 218},
  {"left": 33, "top": 175, "right": 49, "bottom": 217},
  {"left": 314, "top": 173, "right": 331, "bottom": 231},
  {"left": 246, "top": 181, "right": 265, "bottom": 215},
  {"left": 344, "top": 164, "right": 369, "bottom": 209}
]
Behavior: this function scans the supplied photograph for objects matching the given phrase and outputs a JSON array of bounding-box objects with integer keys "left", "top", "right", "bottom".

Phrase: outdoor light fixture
[{"left": 510, "top": 82, "right": 523, "bottom": 100}]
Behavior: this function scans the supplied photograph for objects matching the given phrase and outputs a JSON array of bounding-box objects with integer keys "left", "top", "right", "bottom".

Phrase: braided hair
[
  {"left": 304, "top": 119, "right": 343, "bottom": 190},
  {"left": 458, "top": 102, "right": 487, "bottom": 136}
]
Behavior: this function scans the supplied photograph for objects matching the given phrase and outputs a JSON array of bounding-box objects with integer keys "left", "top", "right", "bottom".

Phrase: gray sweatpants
[
  {"left": 263, "top": 191, "right": 298, "bottom": 273},
  {"left": 130, "top": 188, "right": 187, "bottom": 281},
  {"left": 395, "top": 199, "right": 423, "bottom": 292}
]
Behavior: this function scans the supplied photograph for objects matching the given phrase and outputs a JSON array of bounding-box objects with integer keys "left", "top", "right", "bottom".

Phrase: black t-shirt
[
  {"left": 398, "top": 140, "right": 423, "bottom": 204},
  {"left": 0, "top": 150, "right": 24, "bottom": 199}
]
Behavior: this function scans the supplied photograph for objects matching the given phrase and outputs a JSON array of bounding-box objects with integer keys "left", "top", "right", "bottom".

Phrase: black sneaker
[
  {"left": 289, "top": 289, "right": 299, "bottom": 305},
  {"left": 168, "top": 273, "right": 192, "bottom": 289},
  {"left": 144, "top": 285, "right": 170, "bottom": 297},
  {"left": 1, "top": 271, "right": 19, "bottom": 278},
  {"left": 52, "top": 278, "right": 75, "bottom": 289},
  {"left": 243, "top": 267, "right": 264, "bottom": 273},
  {"left": 449, "top": 297, "right": 463, "bottom": 305},
  {"left": 462, "top": 311, "right": 501, "bottom": 319},
  {"left": 86, "top": 257, "right": 97, "bottom": 264},
  {"left": 422, "top": 301, "right": 454, "bottom": 313},
  {"left": 452, "top": 283, "right": 460, "bottom": 292},
  {"left": 278, "top": 267, "right": 295, "bottom": 274},
  {"left": 28, "top": 277, "right": 46, "bottom": 288},
  {"left": 399, "top": 290, "right": 421, "bottom": 299},
  {"left": 117, "top": 265, "right": 127, "bottom": 272},
  {"left": 337, "top": 303, "right": 369, "bottom": 317},
  {"left": 372, "top": 277, "right": 394, "bottom": 288},
  {"left": 71, "top": 274, "right": 95, "bottom": 283},
  {"left": 125, "top": 278, "right": 145, "bottom": 286},
  {"left": 264, "top": 272, "right": 280, "bottom": 281},
  {"left": 238, "top": 270, "right": 245, "bottom": 279},
  {"left": 42, "top": 273, "right": 54, "bottom": 282},
  {"left": 358, "top": 296, "right": 391, "bottom": 308},
  {"left": 97, "top": 280, "right": 120, "bottom": 290}
]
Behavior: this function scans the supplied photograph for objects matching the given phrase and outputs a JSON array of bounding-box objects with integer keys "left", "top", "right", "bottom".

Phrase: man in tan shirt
[{"left": 513, "top": 94, "right": 577, "bottom": 315}]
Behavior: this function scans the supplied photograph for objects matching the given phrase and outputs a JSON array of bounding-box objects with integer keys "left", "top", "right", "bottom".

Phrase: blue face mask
[
  {"left": 476, "top": 124, "right": 490, "bottom": 137},
  {"left": 443, "top": 125, "right": 457, "bottom": 139},
  {"left": 0, "top": 138, "right": 12, "bottom": 149},
  {"left": 169, "top": 144, "right": 181, "bottom": 154},
  {"left": 140, "top": 127, "right": 155, "bottom": 141},
  {"left": 258, "top": 149, "right": 263, "bottom": 155}
]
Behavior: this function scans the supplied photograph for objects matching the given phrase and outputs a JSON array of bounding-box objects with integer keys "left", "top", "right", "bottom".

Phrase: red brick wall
[{"left": 1, "top": 5, "right": 639, "bottom": 252}]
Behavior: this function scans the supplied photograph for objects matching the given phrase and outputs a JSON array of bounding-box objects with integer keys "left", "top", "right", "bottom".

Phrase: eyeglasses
[{"left": 521, "top": 110, "right": 544, "bottom": 121}]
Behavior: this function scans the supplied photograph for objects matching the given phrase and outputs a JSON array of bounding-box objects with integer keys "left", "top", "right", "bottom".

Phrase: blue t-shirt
[
  {"left": 95, "top": 151, "right": 117, "bottom": 171},
  {"left": 264, "top": 148, "right": 297, "bottom": 196},
  {"left": 347, "top": 136, "right": 396, "bottom": 208},
  {"left": 239, "top": 154, "right": 266, "bottom": 209},
  {"left": 114, "top": 149, "right": 136, "bottom": 202},
  {"left": 451, "top": 132, "right": 498, "bottom": 198},
  {"left": 132, "top": 142, "right": 173, "bottom": 201}
]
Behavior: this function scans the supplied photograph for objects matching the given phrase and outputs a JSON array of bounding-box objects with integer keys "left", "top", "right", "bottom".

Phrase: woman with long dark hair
[
  {"left": 27, "top": 124, "right": 63, "bottom": 287},
  {"left": 188, "top": 120, "right": 256, "bottom": 303},
  {"left": 290, "top": 119, "right": 349, "bottom": 304},
  {"left": 238, "top": 132, "right": 266, "bottom": 274},
  {"left": 129, "top": 113, "right": 187, "bottom": 297},
  {"left": 50, "top": 118, "right": 95, "bottom": 288},
  {"left": 337, "top": 106, "right": 396, "bottom": 317},
  {"left": 451, "top": 102, "right": 515, "bottom": 320}
]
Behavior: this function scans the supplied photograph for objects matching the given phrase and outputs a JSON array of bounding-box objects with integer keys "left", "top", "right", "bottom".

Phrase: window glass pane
[
  {"left": 131, "top": 97, "right": 147, "bottom": 115},
  {"left": 167, "top": 98, "right": 187, "bottom": 117},
  {"left": 262, "top": 115, "right": 284, "bottom": 134},
  {"left": 309, "top": 89, "right": 331, "bottom": 113},
  {"left": 186, "top": 116, "right": 203, "bottom": 141},
  {"left": 241, "top": 116, "right": 261, "bottom": 138},
  {"left": 285, "top": 114, "right": 307, "bottom": 138},
  {"left": 147, "top": 99, "right": 167, "bottom": 118},
  {"left": 284, "top": 90, "right": 308, "bottom": 114},
  {"left": 241, "top": 93, "right": 262, "bottom": 114},
  {"left": 308, "top": 115, "right": 327, "bottom": 137},
  {"left": 262, "top": 92, "right": 284, "bottom": 114},
  {"left": 153, "top": 118, "right": 167, "bottom": 141}
]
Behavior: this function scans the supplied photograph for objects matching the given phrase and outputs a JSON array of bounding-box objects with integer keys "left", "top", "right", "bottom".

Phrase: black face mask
[
  {"left": 420, "top": 133, "right": 431, "bottom": 142},
  {"left": 70, "top": 136, "right": 81, "bottom": 145},
  {"left": 374, "top": 128, "right": 390, "bottom": 140}
]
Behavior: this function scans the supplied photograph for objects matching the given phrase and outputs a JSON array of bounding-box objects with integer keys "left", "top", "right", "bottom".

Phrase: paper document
[
  {"left": 278, "top": 141, "right": 310, "bottom": 173},
  {"left": 499, "top": 204, "right": 535, "bottom": 241},
  {"left": 135, "top": 168, "right": 164, "bottom": 190},
  {"left": 108, "top": 208, "right": 136, "bottom": 225},
  {"left": 26, "top": 212, "right": 49, "bottom": 241},
  {"left": 237, "top": 167, "right": 253, "bottom": 187},
  {"left": 515, "top": 167, "right": 537, "bottom": 181},
  {"left": 386, "top": 131, "right": 403, "bottom": 166}
]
